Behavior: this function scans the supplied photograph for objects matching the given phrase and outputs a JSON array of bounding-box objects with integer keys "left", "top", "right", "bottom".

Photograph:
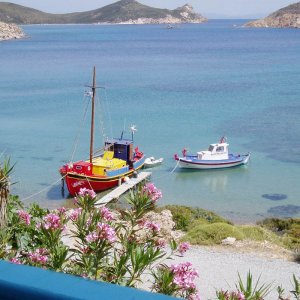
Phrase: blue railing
[{"left": 0, "top": 260, "right": 174, "bottom": 300}]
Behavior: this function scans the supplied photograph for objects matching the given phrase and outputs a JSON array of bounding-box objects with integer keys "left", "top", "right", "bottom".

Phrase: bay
[{"left": 1, "top": 20, "right": 300, "bottom": 223}]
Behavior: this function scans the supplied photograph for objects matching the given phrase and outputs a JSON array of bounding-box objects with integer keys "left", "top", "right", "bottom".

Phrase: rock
[
  {"left": 221, "top": 237, "right": 236, "bottom": 245},
  {"left": 245, "top": 2, "right": 300, "bottom": 28},
  {"left": 0, "top": 22, "right": 25, "bottom": 41}
]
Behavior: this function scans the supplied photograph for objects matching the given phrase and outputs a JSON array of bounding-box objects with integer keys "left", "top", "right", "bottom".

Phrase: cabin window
[
  {"left": 208, "top": 145, "right": 214, "bottom": 151},
  {"left": 216, "top": 146, "right": 224, "bottom": 152}
]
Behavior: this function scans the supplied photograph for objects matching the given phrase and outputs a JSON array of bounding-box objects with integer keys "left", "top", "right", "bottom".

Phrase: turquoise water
[{"left": 1, "top": 20, "right": 300, "bottom": 223}]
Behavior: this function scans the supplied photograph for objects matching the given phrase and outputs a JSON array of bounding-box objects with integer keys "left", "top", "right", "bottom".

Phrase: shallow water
[{"left": 1, "top": 20, "right": 299, "bottom": 222}]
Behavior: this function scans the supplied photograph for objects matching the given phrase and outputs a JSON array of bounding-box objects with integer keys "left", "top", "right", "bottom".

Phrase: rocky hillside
[
  {"left": 246, "top": 1, "right": 300, "bottom": 28},
  {"left": 0, "top": 0, "right": 207, "bottom": 24},
  {"left": 0, "top": 21, "right": 24, "bottom": 41}
]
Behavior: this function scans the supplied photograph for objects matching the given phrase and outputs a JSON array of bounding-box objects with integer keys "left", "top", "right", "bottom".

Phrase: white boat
[
  {"left": 144, "top": 157, "right": 164, "bottom": 168},
  {"left": 174, "top": 137, "right": 250, "bottom": 170}
]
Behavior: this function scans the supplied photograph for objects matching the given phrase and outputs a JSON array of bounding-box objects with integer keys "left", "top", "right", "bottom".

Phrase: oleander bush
[{"left": 1, "top": 182, "right": 200, "bottom": 300}]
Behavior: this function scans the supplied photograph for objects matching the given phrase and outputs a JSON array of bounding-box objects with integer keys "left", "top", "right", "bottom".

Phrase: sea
[{"left": 1, "top": 20, "right": 300, "bottom": 223}]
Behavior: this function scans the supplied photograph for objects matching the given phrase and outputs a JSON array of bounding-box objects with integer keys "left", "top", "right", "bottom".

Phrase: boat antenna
[{"left": 130, "top": 124, "right": 137, "bottom": 141}]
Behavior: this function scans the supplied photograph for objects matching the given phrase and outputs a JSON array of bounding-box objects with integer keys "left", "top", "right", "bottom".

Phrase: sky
[{"left": 2, "top": 0, "right": 297, "bottom": 18}]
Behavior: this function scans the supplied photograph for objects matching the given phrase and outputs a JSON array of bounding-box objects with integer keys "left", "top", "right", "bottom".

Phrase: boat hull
[
  {"left": 176, "top": 154, "right": 250, "bottom": 170},
  {"left": 64, "top": 156, "right": 145, "bottom": 196},
  {"left": 144, "top": 157, "right": 164, "bottom": 168}
]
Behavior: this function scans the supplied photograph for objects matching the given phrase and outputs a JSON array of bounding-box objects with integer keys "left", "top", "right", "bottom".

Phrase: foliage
[
  {"left": 258, "top": 218, "right": 300, "bottom": 251},
  {"left": 0, "top": 156, "right": 15, "bottom": 229},
  {"left": 157, "top": 205, "right": 231, "bottom": 232},
  {"left": 152, "top": 262, "right": 199, "bottom": 299},
  {"left": 216, "top": 271, "right": 272, "bottom": 300},
  {"left": 184, "top": 223, "right": 245, "bottom": 245}
]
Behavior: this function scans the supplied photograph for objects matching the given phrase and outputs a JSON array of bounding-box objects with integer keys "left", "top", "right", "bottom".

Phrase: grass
[
  {"left": 158, "top": 205, "right": 299, "bottom": 253},
  {"left": 156, "top": 205, "right": 231, "bottom": 232}
]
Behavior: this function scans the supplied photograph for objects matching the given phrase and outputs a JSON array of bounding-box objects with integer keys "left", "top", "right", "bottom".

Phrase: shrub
[
  {"left": 184, "top": 223, "right": 245, "bottom": 245},
  {"left": 157, "top": 205, "right": 231, "bottom": 232}
]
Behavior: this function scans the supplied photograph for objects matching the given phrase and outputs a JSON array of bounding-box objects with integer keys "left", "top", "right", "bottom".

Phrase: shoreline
[{"left": 0, "top": 22, "right": 25, "bottom": 41}]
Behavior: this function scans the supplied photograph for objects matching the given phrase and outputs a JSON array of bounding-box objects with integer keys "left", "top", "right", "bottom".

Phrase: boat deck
[{"left": 95, "top": 171, "right": 152, "bottom": 206}]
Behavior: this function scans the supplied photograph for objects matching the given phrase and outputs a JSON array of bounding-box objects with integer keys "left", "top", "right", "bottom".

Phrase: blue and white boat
[{"left": 174, "top": 137, "right": 250, "bottom": 169}]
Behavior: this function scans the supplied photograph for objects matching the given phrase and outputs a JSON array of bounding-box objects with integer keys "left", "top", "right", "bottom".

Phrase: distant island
[
  {"left": 246, "top": 1, "right": 300, "bottom": 28},
  {"left": 0, "top": 21, "right": 24, "bottom": 40},
  {"left": 0, "top": 0, "right": 207, "bottom": 25}
]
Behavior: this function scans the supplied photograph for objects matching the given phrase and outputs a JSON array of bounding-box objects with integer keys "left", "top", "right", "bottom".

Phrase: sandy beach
[{"left": 170, "top": 245, "right": 299, "bottom": 300}]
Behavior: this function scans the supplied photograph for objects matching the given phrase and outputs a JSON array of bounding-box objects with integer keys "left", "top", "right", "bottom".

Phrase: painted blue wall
[{"left": 0, "top": 260, "right": 175, "bottom": 300}]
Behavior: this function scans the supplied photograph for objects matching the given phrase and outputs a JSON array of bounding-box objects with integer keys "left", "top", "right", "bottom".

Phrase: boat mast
[{"left": 90, "top": 66, "right": 96, "bottom": 163}]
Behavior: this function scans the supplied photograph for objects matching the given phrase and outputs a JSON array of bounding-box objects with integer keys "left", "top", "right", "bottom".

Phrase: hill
[
  {"left": 0, "top": 0, "right": 207, "bottom": 24},
  {"left": 245, "top": 1, "right": 300, "bottom": 28}
]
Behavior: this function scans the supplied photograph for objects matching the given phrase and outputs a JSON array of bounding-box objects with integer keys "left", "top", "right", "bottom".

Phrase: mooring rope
[
  {"left": 20, "top": 175, "right": 66, "bottom": 202},
  {"left": 148, "top": 159, "right": 180, "bottom": 182}
]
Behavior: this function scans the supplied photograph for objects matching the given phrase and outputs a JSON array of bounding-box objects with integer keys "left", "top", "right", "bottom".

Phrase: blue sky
[{"left": 3, "top": 0, "right": 297, "bottom": 18}]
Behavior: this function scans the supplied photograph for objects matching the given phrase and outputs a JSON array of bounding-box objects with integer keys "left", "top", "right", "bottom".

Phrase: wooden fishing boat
[
  {"left": 174, "top": 137, "right": 250, "bottom": 170},
  {"left": 59, "top": 67, "right": 145, "bottom": 196}
]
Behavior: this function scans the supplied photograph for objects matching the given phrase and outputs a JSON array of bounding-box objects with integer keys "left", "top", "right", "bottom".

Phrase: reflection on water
[{"left": 174, "top": 166, "right": 249, "bottom": 193}]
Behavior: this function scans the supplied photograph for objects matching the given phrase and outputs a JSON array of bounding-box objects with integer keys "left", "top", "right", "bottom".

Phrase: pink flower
[
  {"left": 142, "top": 183, "right": 162, "bottom": 203},
  {"left": 58, "top": 207, "right": 67, "bottom": 215},
  {"left": 69, "top": 208, "right": 82, "bottom": 221},
  {"left": 10, "top": 257, "right": 22, "bottom": 265},
  {"left": 144, "top": 221, "right": 161, "bottom": 233},
  {"left": 178, "top": 242, "right": 190, "bottom": 255},
  {"left": 97, "top": 223, "right": 116, "bottom": 243},
  {"left": 78, "top": 188, "right": 96, "bottom": 199},
  {"left": 43, "top": 213, "right": 63, "bottom": 230},
  {"left": 171, "top": 262, "right": 199, "bottom": 290},
  {"left": 85, "top": 223, "right": 116, "bottom": 244},
  {"left": 28, "top": 248, "right": 48, "bottom": 265},
  {"left": 17, "top": 210, "right": 31, "bottom": 225},
  {"left": 85, "top": 231, "right": 99, "bottom": 243},
  {"left": 99, "top": 207, "right": 114, "bottom": 221}
]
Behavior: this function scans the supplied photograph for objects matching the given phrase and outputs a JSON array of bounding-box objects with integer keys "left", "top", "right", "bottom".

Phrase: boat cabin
[
  {"left": 105, "top": 138, "right": 134, "bottom": 162},
  {"left": 197, "top": 142, "right": 229, "bottom": 161}
]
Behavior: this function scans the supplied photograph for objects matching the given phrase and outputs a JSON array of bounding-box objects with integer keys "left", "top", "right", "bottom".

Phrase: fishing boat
[
  {"left": 174, "top": 137, "right": 250, "bottom": 169},
  {"left": 144, "top": 157, "right": 164, "bottom": 168},
  {"left": 59, "top": 67, "right": 145, "bottom": 196}
]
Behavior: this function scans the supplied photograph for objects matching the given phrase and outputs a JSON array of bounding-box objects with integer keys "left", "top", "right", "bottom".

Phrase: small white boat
[
  {"left": 174, "top": 137, "right": 250, "bottom": 170},
  {"left": 144, "top": 157, "right": 164, "bottom": 168}
]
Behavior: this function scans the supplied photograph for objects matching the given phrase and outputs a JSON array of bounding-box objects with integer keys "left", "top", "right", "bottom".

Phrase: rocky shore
[
  {"left": 0, "top": 22, "right": 25, "bottom": 41},
  {"left": 246, "top": 2, "right": 300, "bottom": 28},
  {"left": 246, "top": 13, "right": 300, "bottom": 28}
]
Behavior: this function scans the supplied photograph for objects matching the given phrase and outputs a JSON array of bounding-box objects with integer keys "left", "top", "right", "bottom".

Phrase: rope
[
  {"left": 147, "top": 160, "right": 180, "bottom": 182},
  {"left": 21, "top": 175, "right": 66, "bottom": 202},
  {"left": 170, "top": 159, "right": 180, "bottom": 173},
  {"left": 84, "top": 174, "right": 94, "bottom": 191}
]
